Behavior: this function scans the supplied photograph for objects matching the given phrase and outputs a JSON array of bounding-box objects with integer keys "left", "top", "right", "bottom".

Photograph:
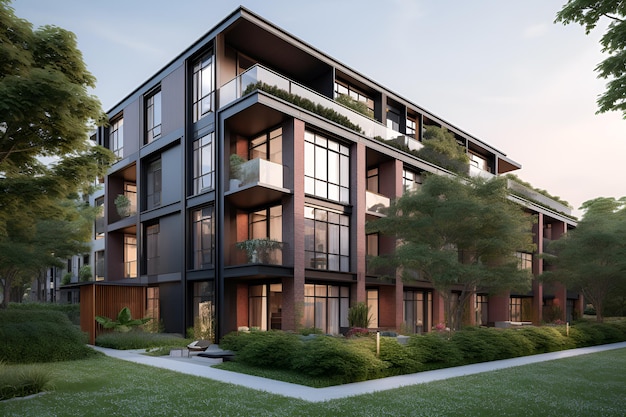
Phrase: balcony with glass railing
[
  {"left": 507, "top": 179, "right": 572, "bottom": 215},
  {"left": 469, "top": 164, "right": 495, "bottom": 179},
  {"left": 219, "top": 65, "right": 417, "bottom": 145},
  {"left": 366, "top": 191, "right": 390, "bottom": 216},
  {"left": 227, "top": 157, "right": 288, "bottom": 208}
]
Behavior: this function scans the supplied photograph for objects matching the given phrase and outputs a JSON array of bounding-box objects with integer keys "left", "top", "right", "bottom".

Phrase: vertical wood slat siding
[{"left": 80, "top": 284, "right": 146, "bottom": 345}]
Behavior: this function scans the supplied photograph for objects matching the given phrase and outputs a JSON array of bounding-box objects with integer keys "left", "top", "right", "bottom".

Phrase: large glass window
[
  {"left": 145, "top": 223, "right": 159, "bottom": 275},
  {"left": 192, "top": 53, "right": 214, "bottom": 122},
  {"left": 193, "top": 132, "right": 214, "bottom": 194},
  {"left": 248, "top": 283, "right": 282, "bottom": 331},
  {"left": 249, "top": 127, "right": 282, "bottom": 163},
  {"left": 304, "top": 131, "right": 350, "bottom": 204},
  {"left": 145, "top": 90, "right": 162, "bottom": 144},
  {"left": 334, "top": 80, "right": 374, "bottom": 114},
  {"left": 191, "top": 206, "right": 215, "bottom": 269},
  {"left": 193, "top": 282, "right": 215, "bottom": 341},
  {"left": 516, "top": 252, "right": 533, "bottom": 270},
  {"left": 303, "top": 284, "right": 349, "bottom": 334},
  {"left": 476, "top": 294, "right": 488, "bottom": 326},
  {"left": 402, "top": 168, "right": 421, "bottom": 194},
  {"left": 510, "top": 297, "right": 532, "bottom": 322},
  {"left": 124, "top": 234, "right": 137, "bottom": 278},
  {"left": 145, "top": 287, "right": 160, "bottom": 330},
  {"left": 406, "top": 117, "right": 417, "bottom": 138},
  {"left": 110, "top": 116, "right": 123, "bottom": 157},
  {"left": 404, "top": 290, "right": 432, "bottom": 333},
  {"left": 146, "top": 159, "right": 162, "bottom": 210},
  {"left": 304, "top": 206, "right": 350, "bottom": 272}
]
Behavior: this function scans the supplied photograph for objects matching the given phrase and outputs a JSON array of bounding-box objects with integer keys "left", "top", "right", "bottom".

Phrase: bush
[
  {"left": 571, "top": 322, "right": 626, "bottom": 346},
  {"left": 452, "top": 328, "right": 535, "bottom": 363},
  {"left": 378, "top": 337, "right": 421, "bottom": 375},
  {"left": 0, "top": 361, "right": 53, "bottom": 400},
  {"left": 8, "top": 302, "right": 80, "bottom": 325},
  {"left": 292, "top": 335, "right": 386, "bottom": 383},
  {"left": 517, "top": 326, "right": 572, "bottom": 352},
  {"left": 234, "top": 331, "right": 302, "bottom": 369},
  {"left": 219, "top": 331, "right": 257, "bottom": 352},
  {"left": 95, "top": 331, "right": 189, "bottom": 350},
  {"left": 0, "top": 309, "right": 96, "bottom": 364},
  {"left": 407, "top": 333, "right": 462, "bottom": 370},
  {"left": 298, "top": 327, "right": 323, "bottom": 336}
]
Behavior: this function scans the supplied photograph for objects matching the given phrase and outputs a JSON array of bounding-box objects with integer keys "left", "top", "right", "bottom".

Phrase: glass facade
[
  {"left": 146, "top": 159, "right": 162, "bottom": 210},
  {"left": 191, "top": 206, "right": 215, "bottom": 270},
  {"left": 304, "top": 130, "right": 350, "bottom": 204},
  {"left": 145, "top": 90, "right": 162, "bottom": 144},
  {"left": 303, "top": 284, "right": 349, "bottom": 334},
  {"left": 192, "top": 53, "right": 214, "bottom": 122},
  {"left": 404, "top": 290, "right": 432, "bottom": 333},
  {"left": 192, "top": 132, "right": 215, "bottom": 194},
  {"left": 402, "top": 168, "right": 421, "bottom": 194},
  {"left": 110, "top": 116, "right": 123, "bottom": 158},
  {"left": 304, "top": 206, "right": 350, "bottom": 272},
  {"left": 145, "top": 223, "right": 159, "bottom": 275}
]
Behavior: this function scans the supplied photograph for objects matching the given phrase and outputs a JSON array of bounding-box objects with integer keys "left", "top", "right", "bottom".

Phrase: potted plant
[
  {"left": 235, "top": 238, "right": 281, "bottom": 263},
  {"left": 229, "top": 154, "right": 246, "bottom": 189},
  {"left": 114, "top": 194, "right": 131, "bottom": 217}
]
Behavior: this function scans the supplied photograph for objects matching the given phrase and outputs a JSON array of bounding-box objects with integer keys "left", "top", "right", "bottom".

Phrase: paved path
[{"left": 93, "top": 342, "right": 626, "bottom": 403}]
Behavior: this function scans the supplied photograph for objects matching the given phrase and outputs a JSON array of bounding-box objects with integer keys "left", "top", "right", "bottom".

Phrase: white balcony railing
[{"left": 229, "top": 157, "right": 283, "bottom": 191}]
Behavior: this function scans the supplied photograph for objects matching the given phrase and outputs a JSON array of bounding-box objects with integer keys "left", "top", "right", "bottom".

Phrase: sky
[{"left": 10, "top": 0, "right": 625, "bottom": 218}]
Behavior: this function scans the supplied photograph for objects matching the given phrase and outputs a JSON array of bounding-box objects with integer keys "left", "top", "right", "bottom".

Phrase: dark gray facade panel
[
  {"left": 161, "top": 66, "right": 186, "bottom": 138},
  {"left": 159, "top": 281, "right": 184, "bottom": 334},
  {"left": 158, "top": 213, "right": 183, "bottom": 274},
  {"left": 123, "top": 99, "right": 141, "bottom": 156},
  {"left": 162, "top": 144, "right": 183, "bottom": 207}
]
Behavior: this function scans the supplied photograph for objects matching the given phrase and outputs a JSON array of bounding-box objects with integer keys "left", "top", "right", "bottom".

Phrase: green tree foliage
[
  {"left": 0, "top": 1, "right": 115, "bottom": 307},
  {"left": 367, "top": 175, "right": 535, "bottom": 330},
  {"left": 555, "top": 0, "right": 626, "bottom": 118},
  {"left": 95, "top": 307, "right": 152, "bottom": 333},
  {"left": 416, "top": 126, "right": 469, "bottom": 175},
  {"left": 543, "top": 197, "right": 626, "bottom": 322}
]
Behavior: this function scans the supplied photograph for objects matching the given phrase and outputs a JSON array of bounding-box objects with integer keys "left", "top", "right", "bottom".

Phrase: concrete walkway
[{"left": 93, "top": 342, "right": 626, "bottom": 403}]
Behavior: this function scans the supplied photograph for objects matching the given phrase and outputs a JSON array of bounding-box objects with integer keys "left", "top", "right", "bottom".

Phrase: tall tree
[
  {"left": 0, "top": 1, "right": 115, "bottom": 307},
  {"left": 543, "top": 197, "right": 626, "bottom": 322},
  {"left": 555, "top": 0, "right": 626, "bottom": 118},
  {"left": 367, "top": 175, "right": 535, "bottom": 330}
]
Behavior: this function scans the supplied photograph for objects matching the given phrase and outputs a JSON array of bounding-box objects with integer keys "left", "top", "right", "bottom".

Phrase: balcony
[
  {"left": 469, "top": 164, "right": 495, "bottom": 180},
  {"left": 366, "top": 191, "right": 390, "bottom": 216},
  {"left": 219, "top": 65, "right": 412, "bottom": 143},
  {"left": 228, "top": 239, "right": 288, "bottom": 266},
  {"left": 226, "top": 157, "right": 289, "bottom": 208},
  {"left": 507, "top": 179, "right": 572, "bottom": 215}
]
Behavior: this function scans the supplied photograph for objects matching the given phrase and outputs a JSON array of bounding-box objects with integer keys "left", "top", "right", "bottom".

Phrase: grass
[{"left": 0, "top": 348, "right": 624, "bottom": 416}]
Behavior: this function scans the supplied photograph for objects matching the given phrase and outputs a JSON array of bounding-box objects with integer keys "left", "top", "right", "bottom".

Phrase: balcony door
[{"left": 248, "top": 283, "right": 282, "bottom": 330}]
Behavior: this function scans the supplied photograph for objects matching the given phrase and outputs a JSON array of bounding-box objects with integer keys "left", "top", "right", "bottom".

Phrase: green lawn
[{"left": 1, "top": 349, "right": 625, "bottom": 416}]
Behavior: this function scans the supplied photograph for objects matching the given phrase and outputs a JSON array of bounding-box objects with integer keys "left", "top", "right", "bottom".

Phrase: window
[
  {"left": 402, "top": 168, "right": 421, "bottom": 194},
  {"left": 516, "top": 252, "right": 533, "bottom": 270},
  {"left": 95, "top": 250, "right": 105, "bottom": 281},
  {"left": 249, "top": 283, "right": 282, "bottom": 331},
  {"left": 334, "top": 80, "right": 374, "bottom": 114},
  {"left": 146, "top": 159, "right": 162, "bottom": 210},
  {"left": 249, "top": 128, "right": 282, "bottom": 163},
  {"left": 145, "top": 223, "right": 159, "bottom": 275},
  {"left": 304, "top": 206, "right": 350, "bottom": 272},
  {"left": 386, "top": 106, "right": 401, "bottom": 131},
  {"left": 469, "top": 152, "right": 490, "bottom": 172},
  {"left": 191, "top": 206, "right": 215, "bottom": 269},
  {"left": 192, "top": 53, "right": 214, "bottom": 122},
  {"left": 193, "top": 132, "right": 214, "bottom": 194},
  {"left": 510, "top": 297, "right": 532, "bottom": 322},
  {"left": 145, "top": 89, "right": 162, "bottom": 143},
  {"left": 366, "top": 168, "right": 378, "bottom": 193},
  {"left": 476, "top": 295, "right": 488, "bottom": 326},
  {"left": 193, "top": 282, "right": 215, "bottom": 341},
  {"left": 249, "top": 206, "right": 282, "bottom": 240},
  {"left": 94, "top": 196, "right": 105, "bottom": 239},
  {"left": 124, "top": 234, "right": 137, "bottom": 278},
  {"left": 304, "top": 131, "right": 350, "bottom": 204},
  {"left": 404, "top": 290, "right": 432, "bottom": 333},
  {"left": 110, "top": 116, "right": 123, "bottom": 157},
  {"left": 367, "top": 289, "right": 379, "bottom": 328},
  {"left": 303, "top": 284, "right": 350, "bottom": 334},
  {"left": 406, "top": 117, "right": 417, "bottom": 138},
  {"left": 146, "top": 287, "right": 160, "bottom": 328}
]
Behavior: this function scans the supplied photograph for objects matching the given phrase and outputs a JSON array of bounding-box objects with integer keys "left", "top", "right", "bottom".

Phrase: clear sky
[{"left": 10, "top": 0, "right": 625, "bottom": 217}]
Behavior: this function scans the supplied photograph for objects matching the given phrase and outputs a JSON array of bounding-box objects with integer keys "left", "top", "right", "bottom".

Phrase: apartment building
[{"left": 92, "top": 7, "right": 578, "bottom": 340}]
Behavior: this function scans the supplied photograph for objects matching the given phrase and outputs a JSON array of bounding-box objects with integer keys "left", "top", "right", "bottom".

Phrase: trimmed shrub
[
  {"left": 570, "top": 322, "right": 626, "bottom": 346},
  {"left": 517, "top": 326, "right": 571, "bottom": 353},
  {"left": 292, "top": 335, "right": 386, "bottom": 383},
  {"left": 234, "top": 331, "right": 302, "bottom": 369},
  {"left": 378, "top": 337, "right": 421, "bottom": 375},
  {"left": 407, "top": 333, "right": 462, "bottom": 370},
  {"left": 9, "top": 302, "right": 80, "bottom": 325},
  {"left": 95, "top": 331, "right": 189, "bottom": 350},
  {"left": 0, "top": 309, "right": 96, "bottom": 364},
  {"left": 219, "top": 331, "right": 258, "bottom": 352}
]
